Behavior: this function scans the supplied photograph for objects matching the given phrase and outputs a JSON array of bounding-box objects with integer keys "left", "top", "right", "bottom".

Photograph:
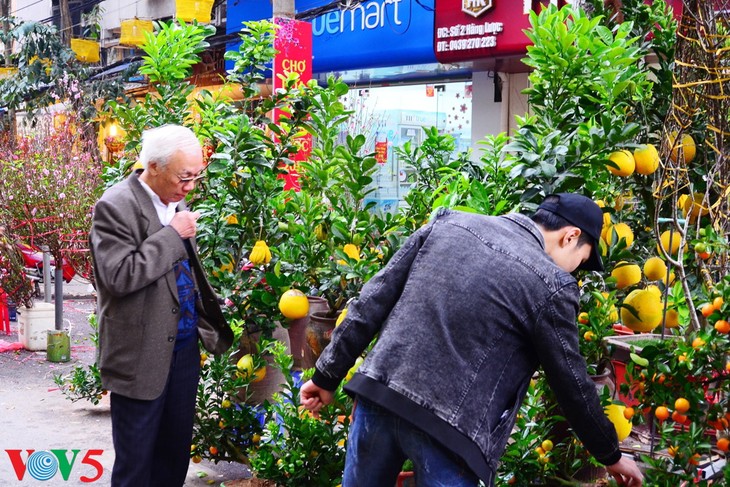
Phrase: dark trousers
[{"left": 110, "top": 339, "right": 200, "bottom": 487}]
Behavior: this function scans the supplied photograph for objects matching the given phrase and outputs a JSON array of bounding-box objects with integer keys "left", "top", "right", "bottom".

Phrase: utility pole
[{"left": 273, "top": 0, "right": 295, "bottom": 19}]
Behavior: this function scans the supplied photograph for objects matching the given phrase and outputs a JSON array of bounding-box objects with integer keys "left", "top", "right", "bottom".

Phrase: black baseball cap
[{"left": 538, "top": 193, "right": 604, "bottom": 272}]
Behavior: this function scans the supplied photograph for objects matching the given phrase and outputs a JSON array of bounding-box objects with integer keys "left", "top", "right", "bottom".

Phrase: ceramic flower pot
[
  {"left": 288, "top": 296, "right": 329, "bottom": 370},
  {"left": 305, "top": 310, "right": 340, "bottom": 362},
  {"left": 235, "top": 322, "right": 291, "bottom": 405}
]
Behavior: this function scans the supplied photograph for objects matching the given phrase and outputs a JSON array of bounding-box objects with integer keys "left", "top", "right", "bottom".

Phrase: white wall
[
  {"left": 506, "top": 72, "right": 530, "bottom": 134},
  {"left": 12, "top": 0, "right": 53, "bottom": 22},
  {"left": 470, "top": 70, "right": 530, "bottom": 159},
  {"left": 470, "top": 70, "right": 500, "bottom": 159},
  {"left": 97, "top": 0, "right": 175, "bottom": 40}
]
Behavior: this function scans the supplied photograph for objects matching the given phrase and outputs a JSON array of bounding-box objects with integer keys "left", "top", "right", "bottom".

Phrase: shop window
[{"left": 344, "top": 81, "right": 473, "bottom": 213}]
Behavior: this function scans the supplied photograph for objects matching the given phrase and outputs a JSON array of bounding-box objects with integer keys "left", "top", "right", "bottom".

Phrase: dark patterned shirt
[{"left": 174, "top": 259, "right": 198, "bottom": 351}]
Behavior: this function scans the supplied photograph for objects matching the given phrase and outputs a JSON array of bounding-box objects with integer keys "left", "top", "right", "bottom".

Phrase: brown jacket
[{"left": 90, "top": 173, "right": 233, "bottom": 400}]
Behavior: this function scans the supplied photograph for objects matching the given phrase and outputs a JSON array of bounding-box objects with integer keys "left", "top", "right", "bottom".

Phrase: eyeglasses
[{"left": 175, "top": 172, "right": 206, "bottom": 185}]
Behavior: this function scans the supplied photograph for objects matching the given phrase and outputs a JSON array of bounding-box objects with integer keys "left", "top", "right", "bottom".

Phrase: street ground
[{"left": 0, "top": 276, "right": 250, "bottom": 486}]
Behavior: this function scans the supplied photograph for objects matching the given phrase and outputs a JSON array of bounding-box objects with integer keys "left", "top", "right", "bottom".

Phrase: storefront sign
[
  {"left": 435, "top": 0, "right": 686, "bottom": 67},
  {"left": 273, "top": 18, "right": 312, "bottom": 191},
  {"left": 462, "top": 0, "right": 493, "bottom": 17},
  {"left": 434, "top": 0, "right": 541, "bottom": 65},
  {"left": 227, "top": 0, "right": 436, "bottom": 73}
]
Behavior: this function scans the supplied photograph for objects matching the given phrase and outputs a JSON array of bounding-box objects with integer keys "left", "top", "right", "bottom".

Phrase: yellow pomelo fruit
[
  {"left": 643, "top": 257, "right": 667, "bottom": 281},
  {"left": 645, "top": 285, "right": 662, "bottom": 298},
  {"left": 607, "top": 150, "right": 636, "bottom": 177},
  {"left": 236, "top": 354, "right": 254, "bottom": 377},
  {"left": 681, "top": 192, "right": 709, "bottom": 222},
  {"left": 600, "top": 213, "right": 613, "bottom": 241},
  {"left": 633, "top": 144, "right": 660, "bottom": 175},
  {"left": 657, "top": 230, "right": 685, "bottom": 256},
  {"left": 664, "top": 308, "right": 680, "bottom": 328},
  {"left": 236, "top": 355, "right": 266, "bottom": 382},
  {"left": 252, "top": 366, "right": 266, "bottom": 383},
  {"left": 595, "top": 200, "right": 606, "bottom": 208},
  {"left": 678, "top": 194, "right": 689, "bottom": 210},
  {"left": 668, "top": 132, "right": 696, "bottom": 164},
  {"left": 605, "top": 404, "right": 633, "bottom": 441},
  {"left": 606, "top": 222, "right": 634, "bottom": 248},
  {"left": 278, "top": 289, "right": 309, "bottom": 319},
  {"left": 621, "top": 288, "right": 663, "bottom": 332},
  {"left": 662, "top": 270, "right": 676, "bottom": 286},
  {"left": 611, "top": 262, "right": 642, "bottom": 289}
]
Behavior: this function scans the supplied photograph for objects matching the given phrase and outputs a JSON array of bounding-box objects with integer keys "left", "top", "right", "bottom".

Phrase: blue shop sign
[{"left": 226, "top": 0, "right": 437, "bottom": 73}]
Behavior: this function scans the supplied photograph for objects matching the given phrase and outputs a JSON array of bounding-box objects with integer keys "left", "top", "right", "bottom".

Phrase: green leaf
[{"left": 630, "top": 352, "right": 649, "bottom": 367}]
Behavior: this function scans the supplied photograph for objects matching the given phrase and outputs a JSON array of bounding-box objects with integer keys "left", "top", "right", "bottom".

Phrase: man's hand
[
  {"left": 606, "top": 456, "right": 643, "bottom": 486},
  {"left": 170, "top": 211, "right": 200, "bottom": 239},
  {"left": 300, "top": 380, "right": 334, "bottom": 417}
]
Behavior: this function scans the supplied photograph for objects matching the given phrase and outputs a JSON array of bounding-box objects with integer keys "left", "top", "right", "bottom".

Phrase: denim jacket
[{"left": 313, "top": 209, "right": 621, "bottom": 481}]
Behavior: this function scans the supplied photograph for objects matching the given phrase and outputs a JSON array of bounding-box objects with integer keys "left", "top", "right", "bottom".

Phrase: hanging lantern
[
  {"left": 120, "top": 19, "right": 154, "bottom": 47},
  {"left": 176, "top": 0, "right": 215, "bottom": 24},
  {"left": 70, "top": 39, "right": 100, "bottom": 63}
]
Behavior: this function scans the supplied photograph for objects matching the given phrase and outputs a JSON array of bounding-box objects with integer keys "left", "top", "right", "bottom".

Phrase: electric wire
[{"left": 10, "top": 0, "right": 47, "bottom": 15}]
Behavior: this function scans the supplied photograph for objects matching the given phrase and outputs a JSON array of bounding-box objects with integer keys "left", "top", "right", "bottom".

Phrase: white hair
[{"left": 138, "top": 124, "right": 202, "bottom": 170}]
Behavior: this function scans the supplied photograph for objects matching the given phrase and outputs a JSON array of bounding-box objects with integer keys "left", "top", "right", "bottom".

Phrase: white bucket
[{"left": 17, "top": 302, "right": 56, "bottom": 351}]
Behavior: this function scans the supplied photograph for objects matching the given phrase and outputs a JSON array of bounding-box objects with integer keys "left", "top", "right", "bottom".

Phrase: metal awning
[{"left": 89, "top": 58, "right": 142, "bottom": 81}]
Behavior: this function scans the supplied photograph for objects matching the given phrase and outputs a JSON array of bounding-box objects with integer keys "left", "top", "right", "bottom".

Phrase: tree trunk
[
  {"left": 1, "top": 0, "right": 16, "bottom": 143},
  {"left": 59, "top": 0, "right": 72, "bottom": 47}
]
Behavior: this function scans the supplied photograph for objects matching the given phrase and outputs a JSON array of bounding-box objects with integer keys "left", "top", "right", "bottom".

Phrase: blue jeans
[{"left": 343, "top": 397, "right": 479, "bottom": 487}]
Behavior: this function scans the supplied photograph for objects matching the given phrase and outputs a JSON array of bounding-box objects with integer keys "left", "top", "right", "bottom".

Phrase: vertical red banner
[
  {"left": 273, "top": 18, "right": 313, "bottom": 191},
  {"left": 374, "top": 132, "right": 388, "bottom": 164}
]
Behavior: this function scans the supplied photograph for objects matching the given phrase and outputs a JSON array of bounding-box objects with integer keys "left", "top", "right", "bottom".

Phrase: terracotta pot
[{"left": 305, "top": 311, "right": 340, "bottom": 362}]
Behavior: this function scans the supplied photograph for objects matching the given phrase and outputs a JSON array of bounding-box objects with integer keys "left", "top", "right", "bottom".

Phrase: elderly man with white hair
[{"left": 90, "top": 124, "right": 232, "bottom": 487}]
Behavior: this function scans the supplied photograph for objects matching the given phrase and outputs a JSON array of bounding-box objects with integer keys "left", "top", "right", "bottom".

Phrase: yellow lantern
[
  {"left": 70, "top": 39, "right": 100, "bottom": 63},
  {"left": 120, "top": 19, "right": 154, "bottom": 47},
  {"left": 176, "top": 0, "right": 215, "bottom": 24}
]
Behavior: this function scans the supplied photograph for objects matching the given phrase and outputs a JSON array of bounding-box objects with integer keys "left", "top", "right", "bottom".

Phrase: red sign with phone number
[
  {"left": 433, "top": 0, "right": 684, "bottom": 71},
  {"left": 433, "top": 0, "right": 561, "bottom": 67}
]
